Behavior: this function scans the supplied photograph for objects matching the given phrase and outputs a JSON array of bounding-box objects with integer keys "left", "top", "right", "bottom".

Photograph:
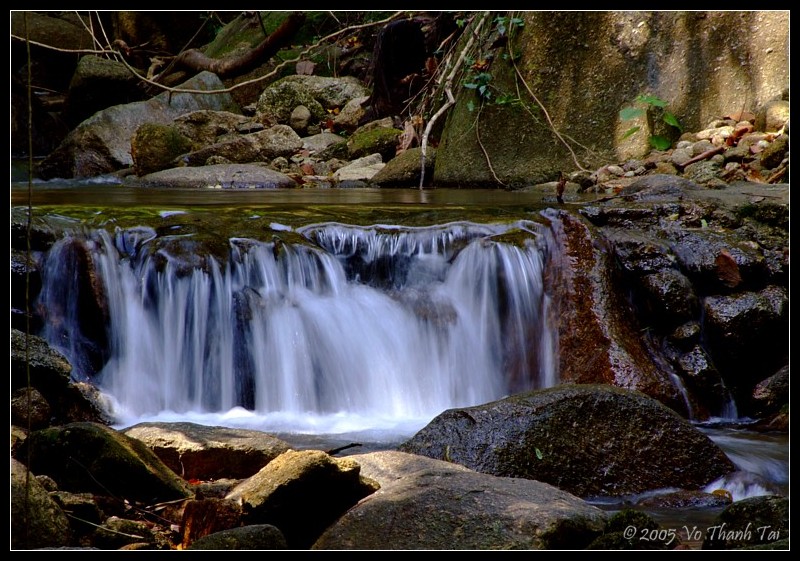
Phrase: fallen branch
[
  {"left": 674, "top": 145, "right": 725, "bottom": 172},
  {"left": 169, "top": 12, "right": 306, "bottom": 79},
  {"left": 766, "top": 162, "right": 788, "bottom": 184},
  {"left": 326, "top": 443, "right": 363, "bottom": 456},
  {"left": 419, "top": 12, "right": 489, "bottom": 190}
]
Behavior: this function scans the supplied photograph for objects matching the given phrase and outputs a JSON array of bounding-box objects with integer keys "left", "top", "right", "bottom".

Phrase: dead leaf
[
  {"left": 470, "top": 59, "right": 490, "bottom": 72},
  {"left": 296, "top": 60, "right": 315, "bottom": 75},
  {"left": 396, "top": 117, "right": 421, "bottom": 156},
  {"left": 724, "top": 109, "right": 756, "bottom": 122},
  {"left": 715, "top": 249, "right": 742, "bottom": 288}
]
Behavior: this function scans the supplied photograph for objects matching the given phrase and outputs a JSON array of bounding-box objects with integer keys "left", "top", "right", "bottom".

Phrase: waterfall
[{"left": 36, "top": 220, "right": 558, "bottom": 436}]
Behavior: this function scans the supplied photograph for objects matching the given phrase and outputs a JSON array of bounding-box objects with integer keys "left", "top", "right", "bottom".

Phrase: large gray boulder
[
  {"left": 399, "top": 384, "right": 736, "bottom": 498},
  {"left": 313, "top": 450, "right": 607, "bottom": 550},
  {"left": 37, "top": 71, "right": 240, "bottom": 179}
]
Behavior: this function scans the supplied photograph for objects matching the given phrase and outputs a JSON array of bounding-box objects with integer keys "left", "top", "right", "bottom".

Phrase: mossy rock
[
  {"left": 131, "top": 123, "right": 195, "bottom": 176},
  {"left": 346, "top": 127, "right": 401, "bottom": 161}
]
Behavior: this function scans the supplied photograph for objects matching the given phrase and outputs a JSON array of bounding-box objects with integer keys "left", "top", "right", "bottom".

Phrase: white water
[{"left": 38, "top": 220, "right": 558, "bottom": 441}]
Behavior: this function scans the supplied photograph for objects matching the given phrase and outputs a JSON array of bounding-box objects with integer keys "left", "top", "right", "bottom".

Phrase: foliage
[
  {"left": 620, "top": 94, "right": 683, "bottom": 151},
  {"left": 461, "top": 14, "right": 527, "bottom": 112}
]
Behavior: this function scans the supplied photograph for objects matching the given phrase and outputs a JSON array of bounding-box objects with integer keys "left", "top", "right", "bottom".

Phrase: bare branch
[
  {"left": 14, "top": 12, "right": 407, "bottom": 98},
  {"left": 170, "top": 12, "right": 306, "bottom": 78}
]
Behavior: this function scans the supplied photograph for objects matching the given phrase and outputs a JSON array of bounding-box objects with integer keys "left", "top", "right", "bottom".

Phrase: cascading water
[{"left": 36, "top": 219, "right": 558, "bottom": 440}]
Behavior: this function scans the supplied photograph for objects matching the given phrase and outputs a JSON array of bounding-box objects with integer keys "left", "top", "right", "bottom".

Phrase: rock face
[
  {"left": 434, "top": 11, "right": 789, "bottom": 187},
  {"left": 399, "top": 384, "right": 736, "bottom": 498},
  {"left": 313, "top": 450, "right": 608, "bottom": 550}
]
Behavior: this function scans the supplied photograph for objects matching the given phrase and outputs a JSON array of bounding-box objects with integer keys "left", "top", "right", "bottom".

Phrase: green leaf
[
  {"left": 464, "top": 82, "right": 478, "bottom": 90},
  {"left": 649, "top": 135, "right": 672, "bottom": 150},
  {"left": 637, "top": 94, "right": 667, "bottom": 107},
  {"left": 467, "top": 100, "right": 475, "bottom": 112},
  {"left": 620, "top": 106, "right": 645, "bottom": 121},
  {"left": 701, "top": 218, "right": 708, "bottom": 229},
  {"left": 535, "top": 448, "right": 543, "bottom": 460},
  {"left": 663, "top": 111, "right": 683, "bottom": 132},
  {"left": 620, "top": 126, "right": 641, "bottom": 140}
]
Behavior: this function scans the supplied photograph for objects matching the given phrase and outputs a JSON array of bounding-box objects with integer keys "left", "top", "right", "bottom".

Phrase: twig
[
  {"left": 674, "top": 145, "right": 725, "bottom": 171},
  {"left": 12, "top": 12, "right": 406, "bottom": 98},
  {"left": 508, "top": 43, "right": 591, "bottom": 173},
  {"left": 419, "top": 12, "right": 489, "bottom": 189},
  {"left": 475, "top": 102, "right": 507, "bottom": 188},
  {"left": 766, "top": 162, "right": 788, "bottom": 184},
  {"left": 326, "top": 443, "right": 363, "bottom": 456}
]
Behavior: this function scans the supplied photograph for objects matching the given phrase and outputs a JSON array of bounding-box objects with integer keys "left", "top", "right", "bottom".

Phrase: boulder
[{"left": 399, "top": 384, "right": 736, "bottom": 497}]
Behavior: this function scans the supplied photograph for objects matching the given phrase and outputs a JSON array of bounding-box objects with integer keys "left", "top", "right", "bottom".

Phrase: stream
[{"left": 12, "top": 173, "right": 789, "bottom": 549}]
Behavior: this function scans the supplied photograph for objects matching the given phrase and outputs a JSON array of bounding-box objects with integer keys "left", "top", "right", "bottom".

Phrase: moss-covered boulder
[
  {"left": 17, "top": 422, "right": 194, "bottom": 504},
  {"left": 11, "top": 457, "right": 72, "bottom": 550},
  {"left": 346, "top": 126, "right": 401, "bottom": 161},
  {"left": 131, "top": 122, "right": 195, "bottom": 176},
  {"left": 702, "top": 495, "right": 789, "bottom": 549}
]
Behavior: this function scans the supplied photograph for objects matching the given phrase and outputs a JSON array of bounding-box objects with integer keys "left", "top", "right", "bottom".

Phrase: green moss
[{"left": 347, "top": 127, "right": 402, "bottom": 160}]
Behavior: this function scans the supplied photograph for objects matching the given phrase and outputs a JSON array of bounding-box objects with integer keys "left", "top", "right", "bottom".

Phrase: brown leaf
[
  {"left": 396, "top": 117, "right": 421, "bottom": 156},
  {"left": 295, "top": 60, "right": 316, "bottom": 75},
  {"left": 715, "top": 249, "right": 742, "bottom": 288},
  {"left": 724, "top": 109, "right": 756, "bottom": 123}
]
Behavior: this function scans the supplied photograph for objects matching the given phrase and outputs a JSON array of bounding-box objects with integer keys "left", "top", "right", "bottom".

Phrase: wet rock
[
  {"left": 586, "top": 509, "right": 676, "bottom": 550},
  {"left": 638, "top": 268, "right": 698, "bottom": 326},
  {"left": 750, "top": 365, "right": 789, "bottom": 419},
  {"left": 702, "top": 495, "right": 788, "bottom": 549},
  {"left": 702, "top": 286, "right": 788, "bottom": 405},
  {"left": 399, "top": 384, "right": 735, "bottom": 498},
  {"left": 668, "top": 229, "right": 768, "bottom": 291},
  {"left": 619, "top": 174, "right": 700, "bottom": 202},
  {"left": 636, "top": 489, "right": 732, "bottom": 509}
]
